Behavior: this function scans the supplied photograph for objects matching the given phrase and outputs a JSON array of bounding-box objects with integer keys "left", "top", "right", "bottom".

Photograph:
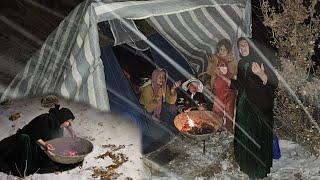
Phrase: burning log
[
  {"left": 175, "top": 111, "right": 223, "bottom": 134},
  {"left": 188, "top": 123, "right": 215, "bottom": 135}
]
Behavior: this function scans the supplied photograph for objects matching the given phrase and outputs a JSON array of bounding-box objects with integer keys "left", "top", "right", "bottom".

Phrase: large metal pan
[
  {"left": 174, "top": 111, "right": 223, "bottom": 141},
  {"left": 174, "top": 111, "right": 223, "bottom": 154},
  {"left": 44, "top": 137, "right": 93, "bottom": 164}
]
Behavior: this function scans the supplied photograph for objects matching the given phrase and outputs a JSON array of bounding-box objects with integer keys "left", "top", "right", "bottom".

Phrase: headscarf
[
  {"left": 237, "top": 37, "right": 258, "bottom": 76},
  {"left": 237, "top": 37, "right": 256, "bottom": 60},
  {"left": 181, "top": 78, "right": 204, "bottom": 93},
  {"left": 48, "top": 104, "right": 75, "bottom": 129},
  {"left": 151, "top": 68, "right": 167, "bottom": 119}
]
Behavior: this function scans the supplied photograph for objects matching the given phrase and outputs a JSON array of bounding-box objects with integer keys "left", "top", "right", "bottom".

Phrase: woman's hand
[
  {"left": 155, "top": 87, "right": 164, "bottom": 101},
  {"left": 171, "top": 81, "right": 181, "bottom": 94},
  {"left": 37, "top": 139, "right": 55, "bottom": 155},
  {"left": 44, "top": 142, "right": 55, "bottom": 151},
  {"left": 252, "top": 62, "right": 268, "bottom": 85},
  {"left": 252, "top": 62, "right": 264, "bottom": 76},
  {"left": 172, "top": 81, "right": 181, "bottom": 90},
  {"left": 44, "top": 143, "right": 56, "bottom": 156},
  {"left": 214, "top": 69, "right": 222, "bottom": 76}
]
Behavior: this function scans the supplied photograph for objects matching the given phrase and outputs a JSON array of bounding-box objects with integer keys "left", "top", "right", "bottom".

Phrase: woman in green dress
[{"left": 218, "top": 37, "right": 278, "bottom": 179}]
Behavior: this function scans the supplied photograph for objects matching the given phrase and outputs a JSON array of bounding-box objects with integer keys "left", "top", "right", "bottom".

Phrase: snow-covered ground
[
  {"left": 1, "top": 97, "right": 320, "bottom": 179},
  {"left": 147, "top": 131, "right": 320, "bottom": 180},
  {"left": 0, "top": 97, "right": 150, "bottom": 180}
]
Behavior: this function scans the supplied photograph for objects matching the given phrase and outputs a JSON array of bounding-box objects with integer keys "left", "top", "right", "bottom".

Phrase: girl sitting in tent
[
  {"left": 207, "top": 39, "right": 237, "bottom": 133},
  {"left": 139, "top": 68, "right": 181, "bottom": 126},
  {"left": 176, "top": 78, "right": 207, "bottom": 112},
  {"left": 0, "top": 104, "right": 76, "bottom": 176}
]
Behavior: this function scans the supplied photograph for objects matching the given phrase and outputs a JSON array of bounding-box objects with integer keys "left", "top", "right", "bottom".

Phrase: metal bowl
[
  {"left": 45, "top": 137, "right": 93, "bottom": 164},
  {"left": 174, "top": 111, "right": 223, "bottom": 141}
]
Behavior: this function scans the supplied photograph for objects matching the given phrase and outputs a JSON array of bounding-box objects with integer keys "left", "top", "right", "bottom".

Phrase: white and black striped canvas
[{"left": 1, "top": 0, "right": 251, "bottom": 112}]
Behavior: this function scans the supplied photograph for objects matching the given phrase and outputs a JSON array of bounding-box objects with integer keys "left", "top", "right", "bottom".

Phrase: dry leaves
[
  {"left": 261, "top": 0, "right": 320, "bottom": 156},
  {"left": 92, "top": 144, "right": 129, "bottom": 180},
  {"left": 9, "top": 112, "right": 21, "bottom": 121},
  {"left": 40, "top": 95, "right": 59, "bottom": 108}
]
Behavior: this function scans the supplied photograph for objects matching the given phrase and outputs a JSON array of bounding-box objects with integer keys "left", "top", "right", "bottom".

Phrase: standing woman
[
  {"left": 207, "top": 39, "right": 237, "bottom": 133},
  {"left": 0, "top": 104, "right": 76, "bottom": 176},
  {"left": 218, "top": 37, "right": 278, "bottom": 179}
]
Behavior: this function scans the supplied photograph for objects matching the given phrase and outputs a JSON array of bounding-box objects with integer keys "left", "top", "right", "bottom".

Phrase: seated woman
[
  {"left": 177, "top": 78, "right": 207, "bottom": 112},
  {"left": 0, "top": 104, "right": 76, "bottom": 176},
  {"left": 139, "top": 68, "right": 180, "bottom": 126}
]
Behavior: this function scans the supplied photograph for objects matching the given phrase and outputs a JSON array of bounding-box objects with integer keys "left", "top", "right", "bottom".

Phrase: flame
[{"left": 187, "top": 114, "right": 195, "bottom": 127}]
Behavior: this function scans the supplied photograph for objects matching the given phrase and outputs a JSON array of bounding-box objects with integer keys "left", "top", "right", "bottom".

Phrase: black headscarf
[
  {"left": 48, "top": 104, "right": 75, "bottom": 128},
  {"left": 237, "top": 37, "right": 257, "bottom": 61}
]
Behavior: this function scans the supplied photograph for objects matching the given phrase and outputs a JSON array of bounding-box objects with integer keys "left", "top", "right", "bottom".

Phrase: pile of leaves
[
  {"left": 92, "top": 144, "right": 131, "bottom": 180},
  {"left": 9, "top": 112, "right": 21, "bottom": 121},
  {"left": 261, "top": 0, "right": 320, "bottom": 155},
  {"left": 0, "top": 99, "right": 12, "bottom": 106},
  {"left": 40, "top": 95, "right": 59, "bottom": 108}
]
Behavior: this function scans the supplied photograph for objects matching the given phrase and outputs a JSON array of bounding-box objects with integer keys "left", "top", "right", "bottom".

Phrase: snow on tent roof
[{"left": 0, "top": 0, "right": 251, "bottom": 112}]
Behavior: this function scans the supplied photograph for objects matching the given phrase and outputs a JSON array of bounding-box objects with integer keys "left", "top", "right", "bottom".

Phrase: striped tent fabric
[
  {"left": 103, "top": 0, "right": 251, "bottom": 73},
  {"left": 0, "top": 0, "right": 110, "bottom": 111},
  {"left": 147, "top": 4, "right": 250, "bottom": 73},
  {"left": 1, "top": 0, "right": 251, "bottom": 112}
]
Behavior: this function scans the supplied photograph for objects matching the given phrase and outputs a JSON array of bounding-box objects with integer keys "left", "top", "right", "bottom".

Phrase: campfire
[
  {"left": 175, "top": 111, "right": 222, "bottom": 135},
  {"left": 174, "top": 111, "right": 223, "bottom": 154},
  {"left": 181, "top": 114, "right": 215, "bottom": 135}
]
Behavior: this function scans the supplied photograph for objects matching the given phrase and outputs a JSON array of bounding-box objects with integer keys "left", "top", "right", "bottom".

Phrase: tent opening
[{"left": 112, "top": 44, "right": 156, "bottom": 98}]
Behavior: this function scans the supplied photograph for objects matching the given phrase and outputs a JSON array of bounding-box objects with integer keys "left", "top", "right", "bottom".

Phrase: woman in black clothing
[
  {"left": 0, "top": 104, "right": 76, "bottom": 176},
  {"left": 218, "top": 37, "right": 278, "bottom": 179}
]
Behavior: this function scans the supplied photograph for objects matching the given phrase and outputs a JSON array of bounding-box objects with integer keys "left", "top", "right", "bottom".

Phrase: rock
[{"left": 41, "top": 95, "right": 59, "bottom": 108}]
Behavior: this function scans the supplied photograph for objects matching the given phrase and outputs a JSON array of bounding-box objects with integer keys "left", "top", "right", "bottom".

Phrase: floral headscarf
[{"left": 151, "top": 68, "right": 168, "bottom": 119}]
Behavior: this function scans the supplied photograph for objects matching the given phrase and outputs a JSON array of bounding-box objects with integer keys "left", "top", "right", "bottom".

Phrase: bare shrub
[{"left": 261, "top": 0, "right": 320, "bottom": 155}]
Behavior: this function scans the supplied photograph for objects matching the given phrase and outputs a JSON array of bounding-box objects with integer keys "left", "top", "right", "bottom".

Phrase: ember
[
  {"left": 174, "top": 111, "right": 223, "bottom": 133},
  {"left": 188, "top": 123, "right": 215, "bottom": 135}
]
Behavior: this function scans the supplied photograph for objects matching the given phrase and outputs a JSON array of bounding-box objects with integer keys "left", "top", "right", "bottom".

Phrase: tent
[{"left": 0, "top": 0, "right": 251, "bottom": 153}]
